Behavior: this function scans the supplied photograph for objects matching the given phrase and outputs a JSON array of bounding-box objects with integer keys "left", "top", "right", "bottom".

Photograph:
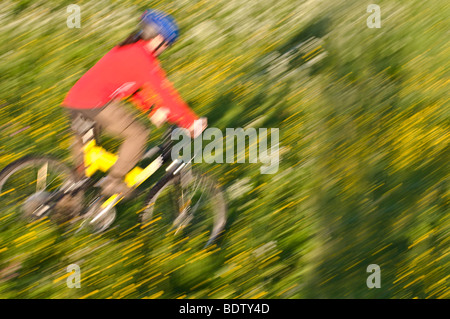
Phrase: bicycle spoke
[{"left": 36, "top": 162, "right": 48, "bottom": 192}]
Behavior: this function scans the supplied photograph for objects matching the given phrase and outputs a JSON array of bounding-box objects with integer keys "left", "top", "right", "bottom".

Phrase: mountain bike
[{"left": 0, "top": 121, "right": 227, "bottom": 248}]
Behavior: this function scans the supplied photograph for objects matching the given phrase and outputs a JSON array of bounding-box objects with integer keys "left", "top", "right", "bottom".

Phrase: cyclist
[{"left": 62, "top": 9, "right": 207, "bottom": 198}]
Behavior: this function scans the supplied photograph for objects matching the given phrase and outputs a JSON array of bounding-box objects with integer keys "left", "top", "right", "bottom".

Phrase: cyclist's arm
[{"left": 131, "top": 67, "right": 198, "bottom": 129}]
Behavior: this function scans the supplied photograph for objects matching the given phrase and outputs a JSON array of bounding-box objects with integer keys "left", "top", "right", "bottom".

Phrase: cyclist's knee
[{"left": 123, "top": 123, "right": 149, "bottom": 145}]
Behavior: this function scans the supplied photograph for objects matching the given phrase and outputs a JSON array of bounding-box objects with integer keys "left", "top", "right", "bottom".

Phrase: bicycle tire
[
  {"left": 142, "top": 166, "right": 227, "bottom": 248},
  {"left": 0, "top": 155, "right": 78, "bottom": 221}
]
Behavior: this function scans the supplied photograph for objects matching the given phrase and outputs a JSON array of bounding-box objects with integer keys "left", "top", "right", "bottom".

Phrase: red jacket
[{"left": 63, "top": 40, "right": 198, "bottom": 129}]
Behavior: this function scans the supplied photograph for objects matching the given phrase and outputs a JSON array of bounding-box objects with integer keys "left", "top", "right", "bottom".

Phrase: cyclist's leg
[
  {"left": 67, "top": 109, "right": 100, "bottom": 179},
  {"left": 90, "top": 100, "right": 150, "bottom": 196},
  {"left": 70, "top": 133, "right": 84, "bottom": 178}
]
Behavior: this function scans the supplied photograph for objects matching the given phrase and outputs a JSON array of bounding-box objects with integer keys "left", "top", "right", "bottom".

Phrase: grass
[{"left": 0, "top": 0, "right": 448, "bottom": 298}]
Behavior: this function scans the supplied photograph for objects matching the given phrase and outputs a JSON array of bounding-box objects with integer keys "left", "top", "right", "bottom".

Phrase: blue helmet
[{"left": 140, "top": 9, "right": 179, "bottom": 45}]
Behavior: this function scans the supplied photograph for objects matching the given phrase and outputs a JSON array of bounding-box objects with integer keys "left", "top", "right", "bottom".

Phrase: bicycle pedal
[
  {"left": 77, "top": 196, "right": 116, "bottom": 233},
  {"left": 61, "top": 178, "right": 89, "bottom": 193}
]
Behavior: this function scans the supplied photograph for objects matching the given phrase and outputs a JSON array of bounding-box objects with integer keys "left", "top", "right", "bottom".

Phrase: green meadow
[{"left": 0, "top": 0, "right": 448, "bottom": 298}]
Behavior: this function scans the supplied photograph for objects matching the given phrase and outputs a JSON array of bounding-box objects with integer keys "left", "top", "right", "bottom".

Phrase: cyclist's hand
[
  {"left": 150, "top": 108, "right": 169, "bottom": 127},
  {"left": 189, "top": 117, "right": 207, "bottom": 138}
]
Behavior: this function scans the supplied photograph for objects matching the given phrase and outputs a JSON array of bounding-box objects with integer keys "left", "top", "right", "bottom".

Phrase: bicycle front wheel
[{"left": 141, "top": 166, "right": 227, "bottom": 250}]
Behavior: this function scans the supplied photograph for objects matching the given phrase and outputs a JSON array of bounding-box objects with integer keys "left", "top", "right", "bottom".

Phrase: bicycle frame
[
  {"left": 83, "top": 138, "right": 163, "bottom": 187},
  {"left": 80, "top": 125, "right": 188, "bottom": 211}
]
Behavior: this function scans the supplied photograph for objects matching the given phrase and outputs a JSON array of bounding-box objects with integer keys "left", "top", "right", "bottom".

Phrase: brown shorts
[{"left": 66, "top": 100, "right": 150, "bottom": 178}]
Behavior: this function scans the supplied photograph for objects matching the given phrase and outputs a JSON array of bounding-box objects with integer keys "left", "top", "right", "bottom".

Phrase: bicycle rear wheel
[
  {"left": 141, "top": 166, "right": 227, "bottom": 250},
  {"left": 0, "top": 155, "right": 78, "bottom": 222}
]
